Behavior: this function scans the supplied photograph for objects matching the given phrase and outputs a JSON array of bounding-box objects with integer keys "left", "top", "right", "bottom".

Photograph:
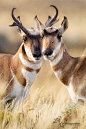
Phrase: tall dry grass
[{"left": 0, "top": 87, "right": 86, "bottom": 129}]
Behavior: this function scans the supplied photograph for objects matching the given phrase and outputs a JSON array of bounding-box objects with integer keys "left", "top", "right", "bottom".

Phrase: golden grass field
[
  {"left": 0, "top": 0, "right": 86, "bottom": 129},
  {"left": 0, "top": 81, "right": 86, "bottom": 129}
]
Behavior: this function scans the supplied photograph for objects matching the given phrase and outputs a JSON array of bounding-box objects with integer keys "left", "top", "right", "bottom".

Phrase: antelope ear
[
  {"left": 16, "top": 16, "right": 25, "bottom": 36},
  {"left": 60, "top": 16, "right": 68, "bottom": 34},
  {"left": 34, "top": 15, "right": 45, "bottom": 32}
]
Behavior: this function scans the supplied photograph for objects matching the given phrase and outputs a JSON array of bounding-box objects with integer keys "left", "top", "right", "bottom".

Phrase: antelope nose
[
  {"left": 43, "top": 48, "right": 53, "bottom": 56},
  {"left": 33, "top": 52, "right": 42, "bottom": 58}
]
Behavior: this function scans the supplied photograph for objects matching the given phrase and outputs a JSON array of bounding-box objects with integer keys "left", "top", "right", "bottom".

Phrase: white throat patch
[
  {"left": 51, "top": 51, "right": 63, "bottom": 67},
  {"left": 19, "top": 53, "right": 42, "bottom": 70}
]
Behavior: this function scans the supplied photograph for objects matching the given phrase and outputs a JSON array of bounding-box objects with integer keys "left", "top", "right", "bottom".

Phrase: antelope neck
[
  {"left": 50, "top": 42, "right": 79, "bottom": 86},
  {"left": 11, "top": 44, "right": 41, "bottom": 86}
]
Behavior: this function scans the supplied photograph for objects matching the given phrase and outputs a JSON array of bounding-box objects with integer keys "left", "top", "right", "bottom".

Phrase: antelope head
[
  {"left": 35, "top": 5, "right": 68, "bottom": 60},
  {"left": 10, "top": 8, "right": 42, "bottom": 62}
]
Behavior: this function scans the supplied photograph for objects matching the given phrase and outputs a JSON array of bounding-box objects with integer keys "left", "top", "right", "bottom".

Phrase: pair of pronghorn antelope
[{"left": 0, "top": 5, "right": 86, "bottom": 107}]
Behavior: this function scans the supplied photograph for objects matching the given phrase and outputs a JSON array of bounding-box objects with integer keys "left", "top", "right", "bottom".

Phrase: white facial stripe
[
  {"left": 24, "top": 46, "right": 36, "bottom": 62},
  {"left": 25, "top": 46, "right": 42, "bottom": 62},
  {"left": 19, "top": 53, "right": 42, "bottom": 70},
  {"left": 51, "top": 51, "right": 63, "bottom": 67},
  {"left": 42, "top": 46, "right": 45, "bottom": 53},
  {"left": 43, "top": 43, "right": 62, "bottom": 61},
  {"left": 52, "top": 43, "right": 61, "bottom": 57}
]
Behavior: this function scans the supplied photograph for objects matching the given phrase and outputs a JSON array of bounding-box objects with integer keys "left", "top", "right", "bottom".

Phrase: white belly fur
[
  {"left": 53, "top": 71, "right": 86, "bottom": 103},
  {"left": 5, "top": 69, "right": 37, "bottom": 104},
  {"left": 65, "top": 76, "right": 86, "bottom": 103}
]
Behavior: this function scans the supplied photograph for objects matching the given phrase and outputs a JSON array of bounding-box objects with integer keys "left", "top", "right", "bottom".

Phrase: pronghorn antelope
[
  {"left": 0, "top": 8, "right": 42, "bottom": 106},
  {"left": 35, "top": 5, "right": 86, "bottom": 105}
]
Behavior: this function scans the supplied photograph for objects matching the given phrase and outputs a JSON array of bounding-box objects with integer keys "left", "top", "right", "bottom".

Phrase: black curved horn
[
  {"left": 45, "top": 5, "right": 59, "bottom": 27},
  {"left": 50, "top": 5, "right": 58, "bottom": 22},
  {"left": 9, "top": 8, "right": 29, "bottom": 35}
]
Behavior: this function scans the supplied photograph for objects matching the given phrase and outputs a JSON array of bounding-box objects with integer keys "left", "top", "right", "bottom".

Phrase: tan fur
[
  {"left": 0, "top": 54, "right": 14, "bottom": 97},
  {"left": 52, "top": 44, "right": 79, "bottom": 86},
  {"left": 0, "top": 41, "right": 42, "bottom": 106},
  {"left": 50, "top": 43, "right": 86, "bottom": 104},
  {"left": 43, "top": 35, "right": 86, "bottom": 104},
  {"left": 34, "top": 6, "right": 86, "bottom": 104},
  {"left": 43, "top": 35, "right": 58, "bottom": 52},
  {"left": 11, "top": 44, "right": 42, "bottom": 86},
  {"left": 51, "top": 43, "right": 64, "bottom": 61}
]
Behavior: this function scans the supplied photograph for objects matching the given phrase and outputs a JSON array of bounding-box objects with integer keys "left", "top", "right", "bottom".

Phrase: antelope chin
[
  {"left": 43, "top": 55, "right": 54, "bottom": 60},
  {"left": 34, "top": 57, "right": 42, "bottom": 62}
]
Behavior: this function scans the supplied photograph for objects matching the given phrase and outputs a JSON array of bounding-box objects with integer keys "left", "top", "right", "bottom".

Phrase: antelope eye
[
  {"left": 57, "top": 33, "right": 62, "bottom": 40},
  {"left": 23, "top": 36, "right": 27, "bottom": 42}
]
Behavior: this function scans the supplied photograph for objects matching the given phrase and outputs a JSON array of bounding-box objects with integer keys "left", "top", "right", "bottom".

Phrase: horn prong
[
  {"left": 10, "top": 8, "right": 29, "bottom": 35},
  {"left": 45, "top": 5, "right": 59, "bottom": 27},
  {"left": 9, "top": 22, "right": 17, "bottom": 27}
]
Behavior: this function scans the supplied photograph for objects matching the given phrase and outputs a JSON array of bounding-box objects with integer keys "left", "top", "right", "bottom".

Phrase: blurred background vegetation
[{"left": 0, "top": 0, "right": 86, "bottom": 97}]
